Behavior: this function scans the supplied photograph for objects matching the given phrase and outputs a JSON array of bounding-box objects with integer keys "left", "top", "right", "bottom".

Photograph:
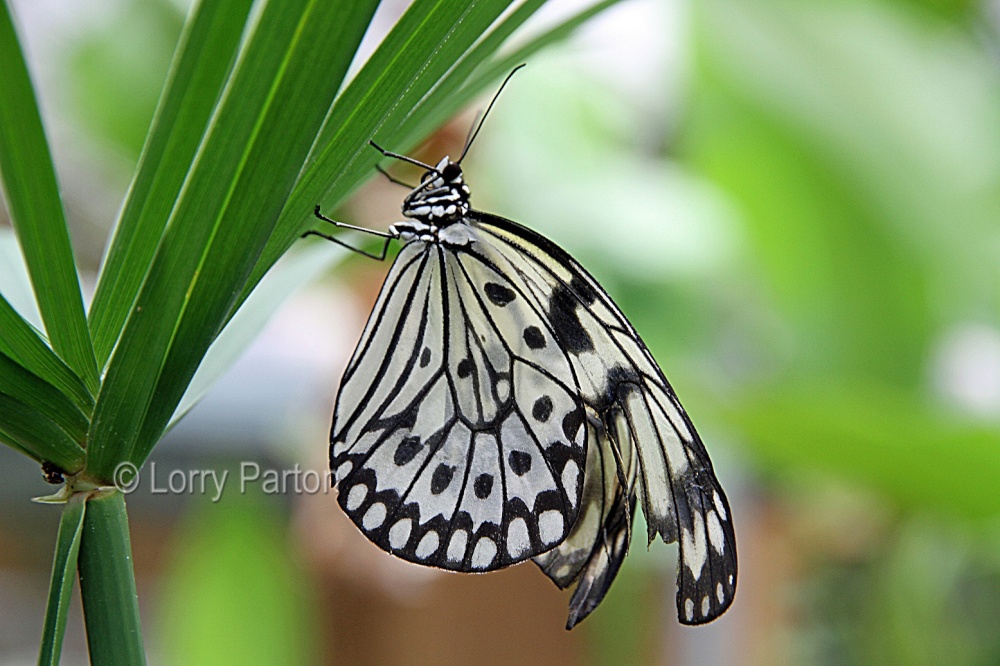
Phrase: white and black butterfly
[{"left": 311, "top": 69, "right": 737, "bottom": 629}]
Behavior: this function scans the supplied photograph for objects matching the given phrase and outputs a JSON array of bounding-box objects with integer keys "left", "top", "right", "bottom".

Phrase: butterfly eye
[{"left": 441, "top": 163, "right": 461, "bottom": 181}]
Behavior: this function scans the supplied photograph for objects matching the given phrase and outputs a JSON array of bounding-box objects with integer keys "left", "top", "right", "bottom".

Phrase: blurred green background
[{"left": 1, "top": 0, "right": 999, "bottom": 664}]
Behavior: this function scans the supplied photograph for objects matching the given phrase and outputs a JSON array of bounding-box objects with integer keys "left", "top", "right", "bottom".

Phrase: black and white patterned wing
[
  {"left": 533, "top": 409, "right": 638, "bottom": 629},
  {"left": 330, "top": 240, "right": 588, "bottom": 572},
  {"left": 473, "top": 212, "right": 738, "bottom": 625}
]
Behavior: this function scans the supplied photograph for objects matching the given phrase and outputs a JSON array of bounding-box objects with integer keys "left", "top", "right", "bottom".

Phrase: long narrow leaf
[
  {"left": 89, "top": 0, "right": 256, "bottom": 367},
  {"left": 366, "top": 0, "right": 517, "bottom": 151},
  {"left": 0, "top": 2, "right": 98, "bottom": 392},
  {"left": 38, "top": 494, "right": 87, "bottom": 666},
  {"left": 0, "top": 393, "right": 85, "bottom": 472},
  {"left": 171, "top": 242, "right": 342, "bottom": 427},
  {"left": 88, "top": 0, "right": 378, "bottom": 480},
  {"left": 0, "top": 353, "right": 88, "bottom": 444},
  {"left": 0, "top": 292, "right": 93, "bottom": 415}
]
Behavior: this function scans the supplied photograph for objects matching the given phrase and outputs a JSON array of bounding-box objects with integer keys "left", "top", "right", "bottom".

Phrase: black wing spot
[
  {"left": 474, "top": 473, "right": 494, "bottom": 499},
  {"left": 420, "top": 347, "right": 431, "bottom": 368},
  {"left": 485, "top": 282, "right": 516, "bottom": 306},
  {"left": 395, "top": 409, "right": 418, "bottom": 430},
  {"left": 549, "top": 284, "right": 593, "bottom": 353},
  {"left": 562, "top": 407, "right": 584, "bottom": 442},
  {"left": 607, "top": 365, "right": 641, "bottom": 386},
  {"left": 394, "top": 436, "right": 423, "bottom": 466},
  {"left": 431, "top": 464, "right": 456, "bottom": 495},
  {"left": 532, "top": 395, "right": 553, "bottom": 422},
  {"left": 508, "top": 450, "right": 532, "bottom": 476},
  {"left": 570, "top": 275, "right": 598, "bottom": 306},
  {"left": 523, "top": 325, "right": 546, "bottom": 349},
  {"left": 457, "top": 358, "right": 473, "bottom": 378},
  {"left": 595, "top": 365, "right": 642, "bottom": 410}
]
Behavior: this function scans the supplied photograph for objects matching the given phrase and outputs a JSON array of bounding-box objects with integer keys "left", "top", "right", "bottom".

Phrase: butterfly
[{"left": 311, "top": 67, "right": 737, "bottom": 629}]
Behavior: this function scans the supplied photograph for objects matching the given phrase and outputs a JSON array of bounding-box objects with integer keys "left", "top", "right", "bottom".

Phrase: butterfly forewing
[{"left": 331, "top": 241, "right": 587, "bottom": 572}]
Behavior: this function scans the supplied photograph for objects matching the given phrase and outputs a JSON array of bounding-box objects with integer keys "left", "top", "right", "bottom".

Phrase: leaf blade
[
  {"left": 0, "top": 393, "right": 85, "bottom": 473},
  {"left": 88, "top": 0, "right": 257, "bottom": 368},
  {"left": 245, "top": 0, "right": 521, "bottom": 295},
  {"left": 0, "top": 2, "right": 98, "bottom": 391},
  {"left": 0, "top": 292, "right": 93, "bottom": 415},
  {"left": 0, "top": 352, "right": 88, "bottom": 445}
]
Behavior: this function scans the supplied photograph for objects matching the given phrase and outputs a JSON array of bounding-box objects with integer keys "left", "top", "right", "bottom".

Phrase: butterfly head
[{"left": 402, "top": 157, "right": 471, "bottom": 225}]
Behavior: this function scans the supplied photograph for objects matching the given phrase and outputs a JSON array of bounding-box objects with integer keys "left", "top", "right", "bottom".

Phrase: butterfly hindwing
[
  {"left": 472, "top": 212, "right": 737, "bottom": 624},
  {"left": 533, "top": 408, "right": 638, "bottom": 628}
]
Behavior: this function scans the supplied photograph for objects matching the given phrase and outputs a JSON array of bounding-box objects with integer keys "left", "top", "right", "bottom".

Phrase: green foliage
[{"left": 0, "top": 3, "right": 98, "bottom": 394}]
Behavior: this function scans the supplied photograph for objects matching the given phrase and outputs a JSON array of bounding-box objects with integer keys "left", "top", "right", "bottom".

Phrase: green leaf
[
  {"left": 397, "top": 0, "right": 548, "bottom": 145},
  {"left": 171, "top": 242, "right": 341, "bottom": 428},
  {"left": 0, "top": 292, "right": 93, "bottom": 415},
  {"left": 247, "top": 0, "right": 627, "bottom": 299},
  {"left": 0, "top": 2, "right": 98, "bottom": 392},
  {"left": 38, "top": 494, "right": 87, "bottom": 666},
  {"left": 88, "top": 0, "right": 378, "bottom": 481},
  {"left": 89, "top": 0, "right": 256, "bottom": 368},
  {"left": 0, "top": 393, "right": 85, "bottom": 473},
  {"left": 0, "top": 352, "right": 88, "bottom": 445},
  {"left": 78, "top": 491, "right": 145, "bottom": 664}
]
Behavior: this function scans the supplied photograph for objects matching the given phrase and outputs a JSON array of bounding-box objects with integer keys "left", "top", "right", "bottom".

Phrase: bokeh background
[{"left": 2, "top": 0, "right": 999, "bottom": 663}]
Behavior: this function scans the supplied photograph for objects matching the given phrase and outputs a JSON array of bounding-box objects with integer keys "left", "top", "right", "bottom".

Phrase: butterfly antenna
[
  {"left": 458, "top": 63, "right": 526, "bottom": 163},
  {"left": 461, "top": 109, "right": 483, "bottom": 155}
]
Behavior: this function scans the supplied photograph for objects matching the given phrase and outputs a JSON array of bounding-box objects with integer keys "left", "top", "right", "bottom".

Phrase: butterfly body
[{"left": 326, "top": 154, "right": 736, "bottom": 628}]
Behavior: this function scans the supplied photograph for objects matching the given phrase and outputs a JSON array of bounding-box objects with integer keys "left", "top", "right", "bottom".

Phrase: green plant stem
[
  {"left": 38, "top": 494, "right": 87, "bottom": 666},
  {"left": 77, "top": 491, "right": 146, "bottom": 664}
]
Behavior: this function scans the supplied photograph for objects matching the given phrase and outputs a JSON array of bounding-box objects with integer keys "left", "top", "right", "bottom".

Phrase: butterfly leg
[
  {"left": 375, "top": 164, "right": 416, "bottom": 189},
  {"left": 368, "top": 140, "right": 437, "bottom": 172},
  {"left": 306, "top": 206, "right": 395, "bottom": 260}
]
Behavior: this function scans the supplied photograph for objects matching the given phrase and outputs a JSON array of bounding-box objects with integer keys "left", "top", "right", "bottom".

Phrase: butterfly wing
[
  {"left": 473, "top": 212, "right": 738, "bottom": 625},
  {"left": 532, "top": 408, "right": 638, "bottom": 629},
  {"left": 331, "top": 240, "right": 588, "bottom": 571}
]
